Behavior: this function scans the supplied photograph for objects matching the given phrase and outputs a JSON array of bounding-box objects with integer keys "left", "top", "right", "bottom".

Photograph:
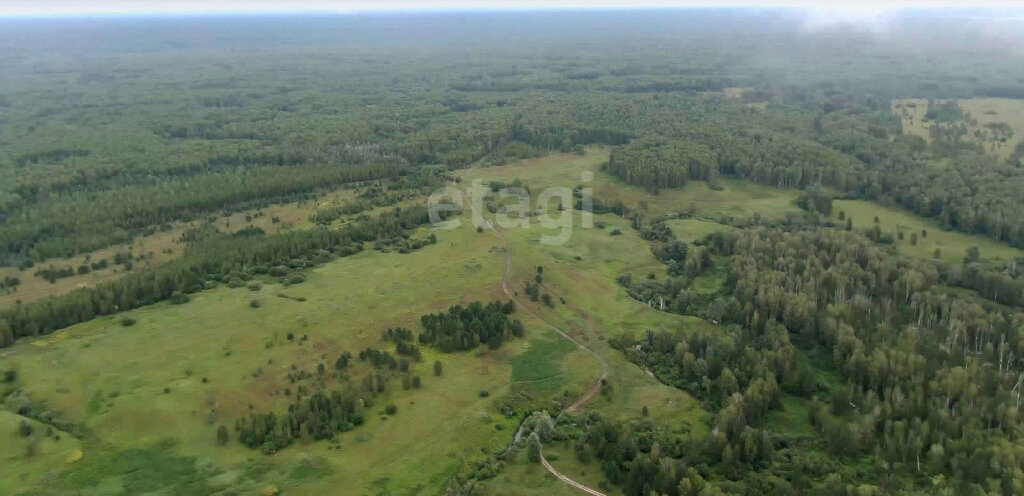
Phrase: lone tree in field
[
  {"left": 965, "top": 246, "right": 981, "bottom": 264},
  {"left": 217, "top": 425, "right": 230, "bottom": 445}
]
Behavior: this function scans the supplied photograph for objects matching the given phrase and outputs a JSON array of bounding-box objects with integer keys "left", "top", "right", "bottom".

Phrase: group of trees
[
  {"left": 239, "top": 327, "right": 431, "bottom": 454},
  {"left": 513, "top": 410, "right": 780, "bottom": 496},
  {"left": 417, "top": 300, "right": 521, "bottom": 352},
  {"left": 236, "top": 390, "right": 372, "bottom": 455},
  {"left": 605, "top": 135, "right": 718, "bottom": 190},
  {"left": 615, "top": 323, "right": 797, "bottom": 427}
]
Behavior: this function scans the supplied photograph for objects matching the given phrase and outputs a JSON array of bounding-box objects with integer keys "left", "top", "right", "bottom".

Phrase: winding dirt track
[{"left": 460, "top": 189, "right": 609, "bottom": 496}]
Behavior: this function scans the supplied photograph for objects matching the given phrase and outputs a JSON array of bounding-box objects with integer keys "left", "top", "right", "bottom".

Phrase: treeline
[
  {"left": 618, "top": 226, "right": 1024, "bottom": 493},
  {"left": 418, "top": 300, "right": 522, "bottom": 352},
  {"left": 0, "top": 205, "right": 439, "bottom": 345}
]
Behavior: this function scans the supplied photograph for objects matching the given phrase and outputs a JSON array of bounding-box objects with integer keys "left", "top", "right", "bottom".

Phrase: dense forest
[{"left": 609, "top": 218, "right": 1024, "bottom": 494}]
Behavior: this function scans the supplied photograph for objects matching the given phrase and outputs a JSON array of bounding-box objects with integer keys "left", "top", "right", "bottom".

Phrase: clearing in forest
[{"left": 893, "top": 97, "right": 1024, "bottom": 160}]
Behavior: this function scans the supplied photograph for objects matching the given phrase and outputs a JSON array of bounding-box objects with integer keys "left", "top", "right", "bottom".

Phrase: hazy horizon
[{"left": 3, "top": 0, "right": 1024, "bottom": 18}]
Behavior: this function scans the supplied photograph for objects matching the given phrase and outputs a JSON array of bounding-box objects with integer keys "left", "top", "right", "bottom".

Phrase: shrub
[
  {"left": 217, "top": 425, "right": 230, "bottom": 446},
  {"left": 384, "top": 404, "right": 398, "bottom": 415},
  {"left": 121, "top": 317, "right": 137, "bottom": 327},
  {"left": 18, "top": 420, "right": 34, "bottom": 437},
  {"left": 282, "top": 273, "right": 306, "bottom": 286},
  {"left": 610, "top": 228, "right": 622, "bottom": 236},
  {"left": 250, "top": 299, "right": 262, "bottom": 308},
  {"left": 247, "top": 281, "right": 263, "bottom": 291},
  {"left": 479, "top": 390, "right": 490, "bottom": 398}
]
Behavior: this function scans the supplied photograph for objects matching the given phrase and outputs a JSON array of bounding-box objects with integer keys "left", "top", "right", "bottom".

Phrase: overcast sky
[{"left": 2, "top": 1, "right": 1023, "bottom": 17}]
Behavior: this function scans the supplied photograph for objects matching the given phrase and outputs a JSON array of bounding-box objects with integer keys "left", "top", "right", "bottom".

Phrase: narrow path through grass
[{"left": 458, "top": 182, "right": 609, "bottom": 496}]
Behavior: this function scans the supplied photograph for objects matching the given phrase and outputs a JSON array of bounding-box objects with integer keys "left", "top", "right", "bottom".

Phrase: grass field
[
  {"left": 893, "top": 97, "right": 1024, "bottom": 160},
  {"left": 459, "top": 150, "right": 725, "bottom": 492},
  {"left": 832, "top": 199, "right": 1024, "bottom": 262},
  {"left": 460, "top": 150, "right": 714, "bottom": 424},
  {"left": 0, "top": 411, "right": 84, "bottom": 495}
]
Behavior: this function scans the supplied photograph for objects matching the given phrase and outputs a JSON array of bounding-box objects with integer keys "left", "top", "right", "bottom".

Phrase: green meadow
[{"left": 832, "top": 199, "right": 1024, "bottom": 262}]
